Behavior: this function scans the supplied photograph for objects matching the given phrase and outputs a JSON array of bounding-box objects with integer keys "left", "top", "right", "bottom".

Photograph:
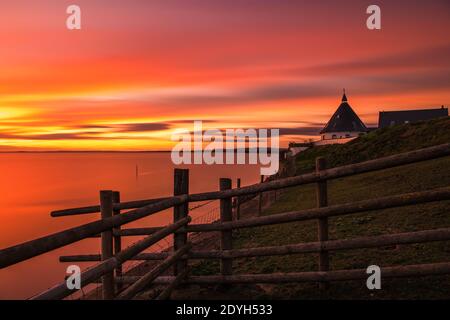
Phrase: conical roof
[{"left": 320, "top": 93, "right": 367, "bottom": 134}]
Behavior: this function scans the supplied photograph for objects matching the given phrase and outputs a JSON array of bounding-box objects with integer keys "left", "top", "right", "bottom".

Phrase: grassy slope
[{"left": 191, "top": 118, "right": 450, "bottom": 299}]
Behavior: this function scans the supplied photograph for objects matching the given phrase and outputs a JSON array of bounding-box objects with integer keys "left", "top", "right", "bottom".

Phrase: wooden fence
[{"left": 0, "top": 143, "right": 449, "bottom": 300}]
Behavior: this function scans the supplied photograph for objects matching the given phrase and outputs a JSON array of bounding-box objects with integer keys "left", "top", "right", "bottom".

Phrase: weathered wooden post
[
  {"left": 220, "top": 178, "right": 233, "bottom": 276},
  {"left": 236, "top": 178, "right": 241, "bottom": 221},
  {"left": 112, "top": 191, "right": 122, "bottom": 292},
  {"left": 258, "top": 175, "right": 264, "bottom": 216},
  {"left": 173, "top": 169, "right": 189, "bottom": 275},
  {"left": 315, "top": 157, "right": 329, "bottom": 290},
  {"left": 100, "top": 190, "right": 115, "bottom": 299}
]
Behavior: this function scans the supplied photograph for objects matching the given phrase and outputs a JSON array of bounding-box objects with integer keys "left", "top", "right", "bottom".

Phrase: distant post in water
[
  {"left": 173, "top": 169, "right": 189, "bottom": 275},
  {"left": 112, "top": 191, "right": 122, "bottom": 291},
  {"left": 236, "top": 178, "right": 241, "bottom": 221},
  {"left": 100, "top": 190, "right": 115, "bottom": 299},
  {"left": 220, "top": 178, "right": 233, "bottom": 276},
  {"left": 315, "top": 157, "right": 330, "bottom": 289}
]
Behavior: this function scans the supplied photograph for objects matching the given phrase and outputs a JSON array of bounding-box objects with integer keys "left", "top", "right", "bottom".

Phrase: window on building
[{"left": 332, "top": 134, "right": 337, "bottom": 139}]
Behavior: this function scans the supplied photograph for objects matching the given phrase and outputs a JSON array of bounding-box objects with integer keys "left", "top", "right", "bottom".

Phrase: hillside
[
  {"left": 190, "top": 117, "right": 450, "bottom": 299},
  {"left": 294, "top": 117, "right": 450, "bottom": 174}
]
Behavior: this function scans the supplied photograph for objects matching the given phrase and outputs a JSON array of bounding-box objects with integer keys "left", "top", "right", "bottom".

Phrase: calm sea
[{"left": 0, "top": 152, "right": 261, "bottom": 299}]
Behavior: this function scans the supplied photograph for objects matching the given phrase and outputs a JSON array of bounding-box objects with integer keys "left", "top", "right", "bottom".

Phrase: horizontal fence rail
[
  {"left": 60, "top": 227, "right": 450, "bottom": 262},
  {"left": 113, "top": 262, "right": 450, "bottom": 285},
  {"left": 188, "top": 143, "right": 450, "bottom": 201},
  {"left": 51, "top": 197, "right": 171, "bottom": 217},
  {"left": 186, "top": 187, "right": 450, "bottom": 232}
]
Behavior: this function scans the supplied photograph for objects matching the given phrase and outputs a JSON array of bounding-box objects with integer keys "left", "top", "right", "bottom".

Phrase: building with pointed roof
[{"left": 319, "top": 90, "right": 368, "bottom": 143}]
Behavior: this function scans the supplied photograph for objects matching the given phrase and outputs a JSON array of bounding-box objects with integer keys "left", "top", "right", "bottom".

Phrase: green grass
[{"left": 191, "top": 118, "right": 450, "bottom": 299}]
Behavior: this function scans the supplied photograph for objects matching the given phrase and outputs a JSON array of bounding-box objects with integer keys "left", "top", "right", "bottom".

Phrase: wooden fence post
[
  {"left": 100, "top": 190, "right": 115, "bottom": 299},
  {"left": 112, "top": 191, "right": 122, "bottom": 292},
  {"left": 316, "top": 157, "right": 330, "bottom": 290},
  {"left": 236, "top": 178, "right": 241, "bottom": 221},
  {"left": 173, "top": 169, "right": 189, "bottom": 275},
  {"left": 220, "top": 178, "right": 233, "bottom": 276},
  {"left": 258, "top": 175, "right": 264, "bottom": 216}
]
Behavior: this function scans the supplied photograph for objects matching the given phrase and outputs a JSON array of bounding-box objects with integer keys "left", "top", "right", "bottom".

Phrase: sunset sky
[{"left": 1, "top": 0, "right": 449, "bottom": 151}]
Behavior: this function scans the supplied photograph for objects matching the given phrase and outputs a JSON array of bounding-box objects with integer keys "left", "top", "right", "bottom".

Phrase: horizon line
[{"left": 0, "top": 148, "right": 288, "bottom": 154}]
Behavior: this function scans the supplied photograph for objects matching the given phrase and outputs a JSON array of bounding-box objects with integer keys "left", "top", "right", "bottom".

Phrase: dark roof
[
  {"left": 289, "top": 142, "right": 313, "bottom": 148},
  {"left": 378, "top": 107, "right": 448, "bottom": 128},
  {"left": 320, "top": 93, "right": 368, "bottom": 134},
  {"left": 342, "top": 92, "right": 348, "bottom": 102}
]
